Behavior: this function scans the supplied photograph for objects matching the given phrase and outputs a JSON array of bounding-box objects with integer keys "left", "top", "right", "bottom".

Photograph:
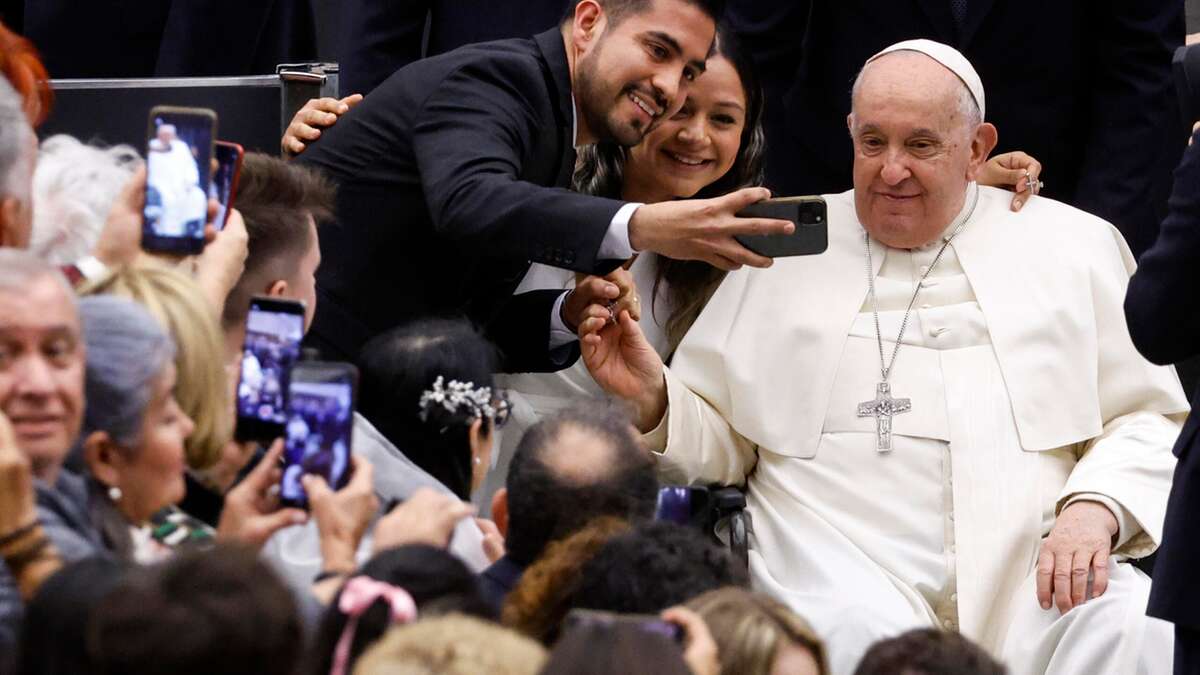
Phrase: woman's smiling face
[{"left": 623, "top": 54, "right": 747, "bottom": 201}]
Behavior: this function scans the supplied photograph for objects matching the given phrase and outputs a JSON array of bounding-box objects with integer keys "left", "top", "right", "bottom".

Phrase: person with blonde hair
[
  {"left": 79, "top": 263, "right": 233, "bottom": 475},
  {"left": 352, "top": 614, "right": 546, "bottom": 675},
  {"left": 686, "top": 587, "right": 828, "bottom": 675}
]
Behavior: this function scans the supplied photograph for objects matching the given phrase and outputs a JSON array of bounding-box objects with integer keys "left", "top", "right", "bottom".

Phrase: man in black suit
[
  {"left": 726, "top": 0, "right": 1184, "bottom": 257},
  {"left": 298, "top": 0, "right": 791, "bottom": 372},
  {"left": 1126, "top": 130, "right": 1200, "bottom": 675},
  {"left": 338, "top": 0, "right": 569, "bottom": 98}
]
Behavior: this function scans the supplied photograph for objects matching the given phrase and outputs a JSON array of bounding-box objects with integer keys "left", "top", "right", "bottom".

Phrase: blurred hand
[
  {"left": 92, "top": 166, "right": 147, "bottom": 268},
  {"left": 564, "top": 266, "right": 640, "bottom": 332},
  {"left": 1036, "top": 500, "right": 1119, "bottom": 614},
  {"left": 216, "top": 439, "right": 307, "bottom": 549},
  {"left": 580, "top": 309, "right": 666, "bottom": 432},
  {"left": 372, "top": 487, "right": 475, "bottom": 553},
  {"left": 0, "top": 412, "right": 37, "bottom": 538},
  {"left": 475, "top": 517, "right": 505, "bottom": 563},
  {"left": 978, "top": 151, "right": 1043, "bottom": 212},
  {"left": 306, "top": 455, "right": 379, "bottom": 572},
  {"left": 190, "top": 208, "right": 249, "bottom": 312},
  {"left": 628, "top": 187, "right": 792, "bottom": 271},
  {"left": 661, "top": 606, "right": 720, "bottom": 675},
  {"left": 282, "top": 94, "right": 363, "bottom": 157}
]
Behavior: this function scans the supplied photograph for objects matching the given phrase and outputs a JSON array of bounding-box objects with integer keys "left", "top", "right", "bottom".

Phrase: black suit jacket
[
  {"left": 338, "top": 0, "right": 567, "bottom": 97},
  {"left": 23, "top": 0, "right": 316, "bottom": 78},
  {"left": 727, "top": 0, "right": 1184, "bottom": 257},
  {"left": 298, "top": 29, "right": 626, "bottom": 371},
  {"left": 1127, "top": 131, "right": 1200, "bottom": 629}
]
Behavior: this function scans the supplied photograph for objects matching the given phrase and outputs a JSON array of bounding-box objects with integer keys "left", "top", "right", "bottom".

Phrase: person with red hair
[{"left": 0, "top": 20, "right": 52, "bottom": 127}]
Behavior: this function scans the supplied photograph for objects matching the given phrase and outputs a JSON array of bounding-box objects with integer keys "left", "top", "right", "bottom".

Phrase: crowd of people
[{"left": 0, "top": 1, "right": 1199, "bottom": 674}]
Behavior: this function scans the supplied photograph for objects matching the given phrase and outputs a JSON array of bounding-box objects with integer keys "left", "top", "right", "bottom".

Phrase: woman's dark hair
[
  {"left": 308, "top": 544, "right": 496, "bottom": 675},
  {"left": 539, "top": 618, "right": 692, "bottom": 675},
  {"left": 573, "top": 24, "right": 766, "bottom": 356},
  {"left": 357, "top": 317, "right": 499, "bottom": 499},
  {"left": 18, "top": 557, "right": 130, "bottom": 675}
]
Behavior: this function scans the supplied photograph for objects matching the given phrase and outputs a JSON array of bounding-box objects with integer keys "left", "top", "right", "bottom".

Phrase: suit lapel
[{"left": 533, "top": 29, "right": 578, "bottom": 189}]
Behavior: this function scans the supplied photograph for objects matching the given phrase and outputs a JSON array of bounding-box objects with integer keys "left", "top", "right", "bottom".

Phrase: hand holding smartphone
[
  {"left": 280, "top": 361, "right": 358, "bottom": 509},
  {"left": 211, "top": 141, "right": 244, "bottom": 230},
  {"left": 734, "top": 196, "right": 828, "bottom": 258},
  {"left": 235, "top": 298, "right": 306, "bottom": 443},
  {"left": 142, "top": 106, "right": 217, "bottom": 255}
]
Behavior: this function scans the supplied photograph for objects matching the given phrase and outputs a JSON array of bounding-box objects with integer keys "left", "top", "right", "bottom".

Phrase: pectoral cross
[{"left": 857, "top": 382, "right": 911, "bottom": 452}]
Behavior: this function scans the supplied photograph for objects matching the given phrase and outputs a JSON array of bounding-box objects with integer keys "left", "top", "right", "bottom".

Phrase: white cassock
[{"left": 646, "top": 185, "right": 1188, "bottom": 675}]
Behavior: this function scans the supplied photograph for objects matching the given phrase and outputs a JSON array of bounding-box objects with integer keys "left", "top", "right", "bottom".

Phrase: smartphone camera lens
[{"left": 799, "top": 204, "right": 824, "bottom": 225}]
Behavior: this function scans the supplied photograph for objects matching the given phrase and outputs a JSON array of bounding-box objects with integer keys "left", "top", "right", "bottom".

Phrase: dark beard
[{"left": 575, "top": 48, "right": 646, "bottom": 148}]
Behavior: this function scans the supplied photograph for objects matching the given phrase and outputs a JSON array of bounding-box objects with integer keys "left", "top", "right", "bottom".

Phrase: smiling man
[
  {"left": 579, "top": 40, "right": 1188, "bottom": 674},
  {"left": 297, "top": 0, "right": 792, "bottom": 374}
]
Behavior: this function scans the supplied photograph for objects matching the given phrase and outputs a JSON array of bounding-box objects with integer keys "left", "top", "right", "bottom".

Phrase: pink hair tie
[{"left": 329, "top": 576, "right": 418, "bottom": 675}]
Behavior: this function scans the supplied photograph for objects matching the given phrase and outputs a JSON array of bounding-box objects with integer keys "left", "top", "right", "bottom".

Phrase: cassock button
[
  {"left": 944, "top": 619, "right": 956, "bottom": 630},
  {"left": 951, "top": 593, "right": 958, "bottom": 603},
  {"left": 919, "top": 265, "right": 930, "bottom": 275}
]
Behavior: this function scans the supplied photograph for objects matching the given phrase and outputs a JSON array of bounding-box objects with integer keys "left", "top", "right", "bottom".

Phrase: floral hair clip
[{"left": 418, "top": 375, "right": 510, "bottom": 427}]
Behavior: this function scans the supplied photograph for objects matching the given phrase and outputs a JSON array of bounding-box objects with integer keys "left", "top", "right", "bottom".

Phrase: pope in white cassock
[{"left": 578, "top": 40, "right": 1189, "bottom": 675}]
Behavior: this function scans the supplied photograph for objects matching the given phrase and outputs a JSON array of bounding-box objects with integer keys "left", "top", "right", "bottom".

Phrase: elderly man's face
[
  {"left": 848, "top": 53, "right": 996, "bottom": 248},
  {"left": 0, "top": 274, "right": 85, "bottom": 481}
]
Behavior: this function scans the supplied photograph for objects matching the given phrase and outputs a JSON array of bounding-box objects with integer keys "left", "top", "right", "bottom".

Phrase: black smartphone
[
  {"left": 211, "top": 141, "right": 244, "bottom": 230},
  {"left": 280, "top": 361, "right": 358, "bottom": 509},
  {"left": 734, "top": 196, "right": 828, "bottom": 258},
  {"left": 563, "top": 609, "right": 684, "bottom": 643},
  {"left": 654, "top": 485, "right": 711, "bottom": 527},
  {"left": 235, "top": 297, "right": 306, "bottom": 443},
  {"left": 142, "top": 106, "right": 217, "bottom": 254}
]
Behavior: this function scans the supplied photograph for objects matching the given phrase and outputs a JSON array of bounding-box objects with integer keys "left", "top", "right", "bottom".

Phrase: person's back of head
[
  {"left": 310, "top": 544, "right": 496, "bottom": 675},
  {"left": 685, "top": 587, "right": 828, "bottom": 675},
  {"left": 568, "top": 520, "right": 746, "bottom": 615},
  {"left": 30, "top": 135, "right": 141, "bottom": 264},
  {"left": 503, "top": 405, "right": 658, "bottom": 566},
  {"left": 19, "top": 556, "right": 130, "bottom": 675},
  {"left": 351, "top": 614, "right": 547, "bottom": 675},
  {"left": 853, "top": 628, "right": 1006, "bottom": 675},
  {"left": 88, "top": 544, "right": 302, "bottom": 675},
  {"left": 81, "top": 262, "right": 232, "bottom": 471},
  {"left": 539, "top": 618, "right": 692, "bottom": 675},
  {"left": 0, "top": 76, "right": 36, "bottom": 248},
  {"left": 358, "top": 317, "right": 501, "bottom": 499},
  {"left": 221, "top": 152, "right": 334, "bottom": 333}
]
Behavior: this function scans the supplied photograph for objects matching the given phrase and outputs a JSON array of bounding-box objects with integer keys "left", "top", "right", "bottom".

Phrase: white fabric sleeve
[
  {"left": 598, "top": 203, "right": 643, "bottom": 259},
  {"left": 548, "top": 290, "right": 577, "bottom": 350}
]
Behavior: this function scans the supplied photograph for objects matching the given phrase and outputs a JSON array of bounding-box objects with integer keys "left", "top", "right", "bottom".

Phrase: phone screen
[
  {"left": 211, "top": 143, "right": 241, "bottom": 230},
  {"left": 143, "top": 108, "right": 215, "bottom": 253},
  {"left": 235, "top": 299, "right": 305, "bottom": 442},
  {"left": 280, "top": 367, "right": 355, "bottom": 508},
  {"left": 654, "top": 486, "right": 708, "bottom": 526}
]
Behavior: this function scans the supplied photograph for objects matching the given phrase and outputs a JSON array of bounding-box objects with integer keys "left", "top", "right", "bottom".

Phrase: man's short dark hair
[
  {"left": 88, "top": 545, "right": 302, "bottom": 675},
  {"left": 567, "top": 520, "right": 747, "bottom": 614},
  {"left": 504, "top": 404, "right": 658, "bottom": 565},
  {"left": 220, "top": 152, "right": 335, "bottom": 328},
  {"left": 561, "top": 0, "right": 726, "bottom": 25},
  {"left": 853, "top": 629, "right": 1007, "bottom": 675}
]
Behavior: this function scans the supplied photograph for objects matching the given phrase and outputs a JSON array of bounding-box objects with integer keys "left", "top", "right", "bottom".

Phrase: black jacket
[
  {"left": 298, "top": 29, "right": 626, "bottom": 371},
  {"left": 726, "top": 0, "right": 1184, "bottom": 257},
  {"left": 338, "top": 0, "right": 567, "bottom": 97},
  {"left": 1127, "top": 130, "right": 1200, "bottom": 629}
]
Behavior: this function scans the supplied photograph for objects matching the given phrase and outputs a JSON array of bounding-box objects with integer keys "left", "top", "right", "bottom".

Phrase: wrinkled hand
[
  {"left": 372, "top": 487, "right": 475, "bottom": 553},
  {"left": 476, "top": 517, "right": 505, "bottom": 563},
  {"left": 662, "top": 606, "right": 720, "bottom": 675},
  {"left": 580, "top": 308, "right": 666, "bottom": 432},
  {"left": 1037, "top": 500, "right": 1118, "bottom": 614},
  {"left": 0, "top": 412, "right": 37, "bottom": 537},
  {"left": 189, "top": 208, "right": 249, "bottom": 312},
  {"left": 629, "top": 187, "right": 792, "bottom": 271},
  {"left": 92, "top": 166, "right": 147, "bottom": 268},
  {"left": 978, "top": 151, "right": 1043, "bottom": 212},
  {"left": 282, "top": 94, "right": 363, "bottom": 157},
  {"left": 216, "top": 439, "right": 307, "bottom": 549},
  {"left": 564, "top": 266, "right": 640, "bottom": 332},
  {"left": 306, "top": 455, "right": 379, "bottom": 572}
]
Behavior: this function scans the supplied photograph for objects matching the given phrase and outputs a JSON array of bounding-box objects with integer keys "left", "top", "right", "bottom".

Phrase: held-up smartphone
[
  {"left": 734, "top": 196, "right": 828, "bottom": 258},
  {"left": 211, "top": 141, "right": 244, "bottom": 230},
  {"left": 654, "top": 485, "right": 711, "bottom": 527},
  {"left": 280, "top": 361, "right": 358, "bottom": 509},
  {"left": 234, "top": 297, "right": 307, "bottom": 443},
  {"left": 563, "top": 609, "right": 684, "bottom": 643},
  {"left": 142, "top": 106, "right": 217, "bottom": 254}
]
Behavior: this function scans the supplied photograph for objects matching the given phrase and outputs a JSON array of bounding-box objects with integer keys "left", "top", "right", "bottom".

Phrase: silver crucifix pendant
[{"left": 857, "top": 382, "right": 912, "bottom": 452}]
